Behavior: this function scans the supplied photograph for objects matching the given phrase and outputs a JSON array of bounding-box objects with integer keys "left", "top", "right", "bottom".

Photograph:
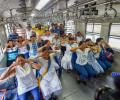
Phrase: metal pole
[
  {"left": 92, "top": 23, "right": 94, "bottom": 33},
  {"left": 10, "top": 9, "right": 13, "bottom": 32}
]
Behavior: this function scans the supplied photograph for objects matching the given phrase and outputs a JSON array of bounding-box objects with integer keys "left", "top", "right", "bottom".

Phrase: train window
[
  {"left": 86, "top": 23, "right": 101, "bottom": 33},
  {"left": 86, "top": 23, "right": 101, "bottom": 42},
  {"left": 109, "top": 23, "right": 120, "bottom": 49},
  {"left": 94, "top": 23, "right": 101, "bottom": 33},
  {"left": 65, "top": 20, "right": 75, "bottom": 34},
  {"left": 86, "top": 23, "right": 93, "bottom": 32}
]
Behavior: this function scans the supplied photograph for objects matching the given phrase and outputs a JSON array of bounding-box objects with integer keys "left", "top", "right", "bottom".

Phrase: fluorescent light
[
  {"left": 31, "top": 13, "right": 35, "bottom": 17},
  {"left": 35, "top": 0, "right": 50, "bottom": 11}
]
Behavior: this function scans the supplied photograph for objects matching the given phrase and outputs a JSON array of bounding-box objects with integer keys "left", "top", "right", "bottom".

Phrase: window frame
[
  {"left": 109, "top": 23, "right": 120, "bottom": 50},
  {"left": 109, "top": 23, "right": 120, "bottom": 37},
  {"left": 86, "top": 23, "right": 101, "bottom": 42},
  {"left": 86, "top": 23, "right": 101, "bottom": 34}
]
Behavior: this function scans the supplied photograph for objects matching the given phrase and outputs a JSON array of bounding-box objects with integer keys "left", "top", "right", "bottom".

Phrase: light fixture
[
  {"left": 31, "top": 13, "right": 35, "bottom": 17},
  {"left": 35, "top": 0, "right": 50, "bottom": 11}
]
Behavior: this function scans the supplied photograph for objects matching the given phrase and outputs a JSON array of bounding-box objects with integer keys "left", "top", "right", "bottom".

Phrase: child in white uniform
[
  {"left": 17, "top": 36, "right": 29, "bottom": 59},
  {"left": 71, "top": 41, "right": 97, "bottom": 83},
  {"left": 37, "top": 47, "right": 62, "bottom": 100},
  {"left": 28, "top": 35, "right": 38, "bottom": 59},
  {"left": 61, "top": 37, "right": 78, "bottom": 71},
  {"left": 0, "top": 54, "right": 41, "bottom": 100}
]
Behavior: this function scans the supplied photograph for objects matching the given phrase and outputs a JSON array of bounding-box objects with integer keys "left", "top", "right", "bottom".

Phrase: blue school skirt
[
  {"left": 75, "top": 63, "right": 97, "bottom": 80},
  {"left": 97, "top": 59, "right": 107, "bottom": 71},
  {"left": 71, "top": 52, "right": 77, "bottom": 70},
  {"left": 99, "top": 49, "right": 112, "bottom": 69},
  {"left": 24, "top": 52, "right": 29, "bottom": 59}
]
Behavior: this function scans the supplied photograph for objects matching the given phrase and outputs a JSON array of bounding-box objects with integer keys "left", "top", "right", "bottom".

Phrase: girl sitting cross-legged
[
  {"left": 96, "top": 38, "right": 114, "bottom": 70},
  {"left": 85, "top": 39, "right": 104, "bottom": 74},
  {"left": 61, "top": 37, "right": 78, "bottom": 72},
  {"left": 71, "top": 41, "right": 97, "bottom": 84}
]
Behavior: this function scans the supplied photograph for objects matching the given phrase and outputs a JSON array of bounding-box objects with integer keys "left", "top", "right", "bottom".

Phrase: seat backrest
[{"left": 95, "top": 86, "right": 116, "bottom": 100}]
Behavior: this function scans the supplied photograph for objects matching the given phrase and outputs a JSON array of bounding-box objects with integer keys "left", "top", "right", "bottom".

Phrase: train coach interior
[{"left": 0, "top": 0, "right": 120, "bottom": 100}]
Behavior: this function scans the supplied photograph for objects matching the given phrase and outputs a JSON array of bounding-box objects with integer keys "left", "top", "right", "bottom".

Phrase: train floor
[{"left": 58, "top": 70, "right": 114, "bottom": 100}]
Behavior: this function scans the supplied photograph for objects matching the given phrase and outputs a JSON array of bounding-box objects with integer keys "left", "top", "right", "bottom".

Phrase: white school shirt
[
  {"left": 94, "top": 47, "right": 101, "bottom": 59},
  {"left": 52, "top": 39, "right": 60, "bottom": 46},
  {"left": 76, "top": 36, "right": 83, "bottom": 42},
  {"left": 26, "top": 30, "right": 32, "bottom": 40},
  {"left": 64, "top": 43, "right": 78, "bottom": 57},
  {"left": 41, "top": 35, "right": 54, "bottom": 43},
  {"left": 28, "top": 42, "right": 38, "bottom": 58},
  {"left": 52, "top": 39, "right": 60, "bottom": 50},
  {"left": 50, "top": 53, "right": 60, "bottom": 70},
  {"left": 38, "top": 57, "right": 48, "bottom": 76},
  {"left": 61, "top": 43, "right": 78, "bottom": 70},
  {"left": 16, "top": 63, "right": 38, "bottom": 95},
  {"left": 40, "top": 54, "right": 62, "bottom": 98},
  {"left": 18, "top": 45, "right": 28, "bottom": 54},
  {"left": 76, "top": 48, "right": 90, "bottom": 65}
]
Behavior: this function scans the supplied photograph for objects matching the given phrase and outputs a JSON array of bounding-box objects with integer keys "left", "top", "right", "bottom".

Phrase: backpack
[
  {"left": 104, "top": 49, "right": 114, "bottom": 62},
  {"left": 95, "top": 86, "right": 117, "bottom": 100}
]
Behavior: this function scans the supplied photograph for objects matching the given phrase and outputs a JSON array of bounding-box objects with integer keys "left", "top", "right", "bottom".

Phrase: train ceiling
[
  {"left": 31, "top": 0, "right": 120, "bottom": 23},
  {"left": 0, "top": 0, "right": 37, "bottom": 24},
  {"left": 0, "top": 0, "right": 120, "bottom": 24}
]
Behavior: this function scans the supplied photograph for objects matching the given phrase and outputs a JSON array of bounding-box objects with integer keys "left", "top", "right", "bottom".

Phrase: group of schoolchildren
[
  {"left": 61, "top": 32, "right": 114, "bottom": 84},
  {"left": 0, "top": 25, "right": 63, "bottom": 100},
  {"left": 0, "top": 23, "right": 114, "bottom": 100}
]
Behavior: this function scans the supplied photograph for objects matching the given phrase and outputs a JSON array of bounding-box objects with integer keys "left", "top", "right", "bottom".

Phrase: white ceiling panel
[{"left": 0, "top": 0, "right": 36, "bottom": 18}]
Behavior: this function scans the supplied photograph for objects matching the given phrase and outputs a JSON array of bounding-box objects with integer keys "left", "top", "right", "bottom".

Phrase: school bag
[{"left": 95, "top": 86, "right": 120, "bottom": 100}]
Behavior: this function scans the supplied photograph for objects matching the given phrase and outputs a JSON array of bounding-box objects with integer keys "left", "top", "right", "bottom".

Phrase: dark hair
[
  {"left": 68, "top": 33, "right": 72, "bottom": 35},
  {"left": 77, "top": 31, "right": 81, "bottom": 34},
  {"left": 35, "top": 24, "right": 38, "bottom": 28},
  {"left": 18, "top": 36, "right": 22, "bottom": 39},
  {"left": 7, "top": 39, "right": 13, "bottom": 43},
  {"left": 7, "top": 39, "right": 15, "bottom": 48},
  {"left": 18, "top": 36, "right": 23, "bottom": 41},
  {"left": 85, "top": 38, "right": 91, "bottom": 42},
  {"left": 26, "top": 26, "right": 32, "bottom": 29},
  {"left": 78, "top": 41, "right": 85, "bottom": 46},
  {"left": 30, "top": 34, "right": 36, "bottom": 38},
  {"left": 42, "top": 47, "right": 49, "bottom": 52},
  {"left": 77, "top": 31, "right": 83, "bottom": 35},
  {"left": 96, "top": 38, "right": 103, "bottom": 44},
  {"left": 16, "top": 54, "right": 25, "bottom": 60},
  {"left": 51, "top": 23, "right": 55, "bottom": 26},
  {"left": 69, "top": 37, "right": 74, "bottom": 40},
  {"left": 43, "top": 40, "right": 49, "bottom": 45}
]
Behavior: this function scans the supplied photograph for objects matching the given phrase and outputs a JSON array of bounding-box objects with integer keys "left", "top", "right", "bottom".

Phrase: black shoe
[
  {"left": 81, "top": 80, "right": 87, "bottom": 85},
  {"left": 94, "top": 75, "right": 98, "bottom": 78},
  {"left": 77, "top": 80, "right": 87, "bottom": 85},
  {"left": 67, "top": 69, "right": 71, "bottom": 73},
  {"left": 77, "top": 79, "right": 81, "bottom": 84},
  {"left": 49, "top": 96, "right": 58, "bottom": 100}
]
